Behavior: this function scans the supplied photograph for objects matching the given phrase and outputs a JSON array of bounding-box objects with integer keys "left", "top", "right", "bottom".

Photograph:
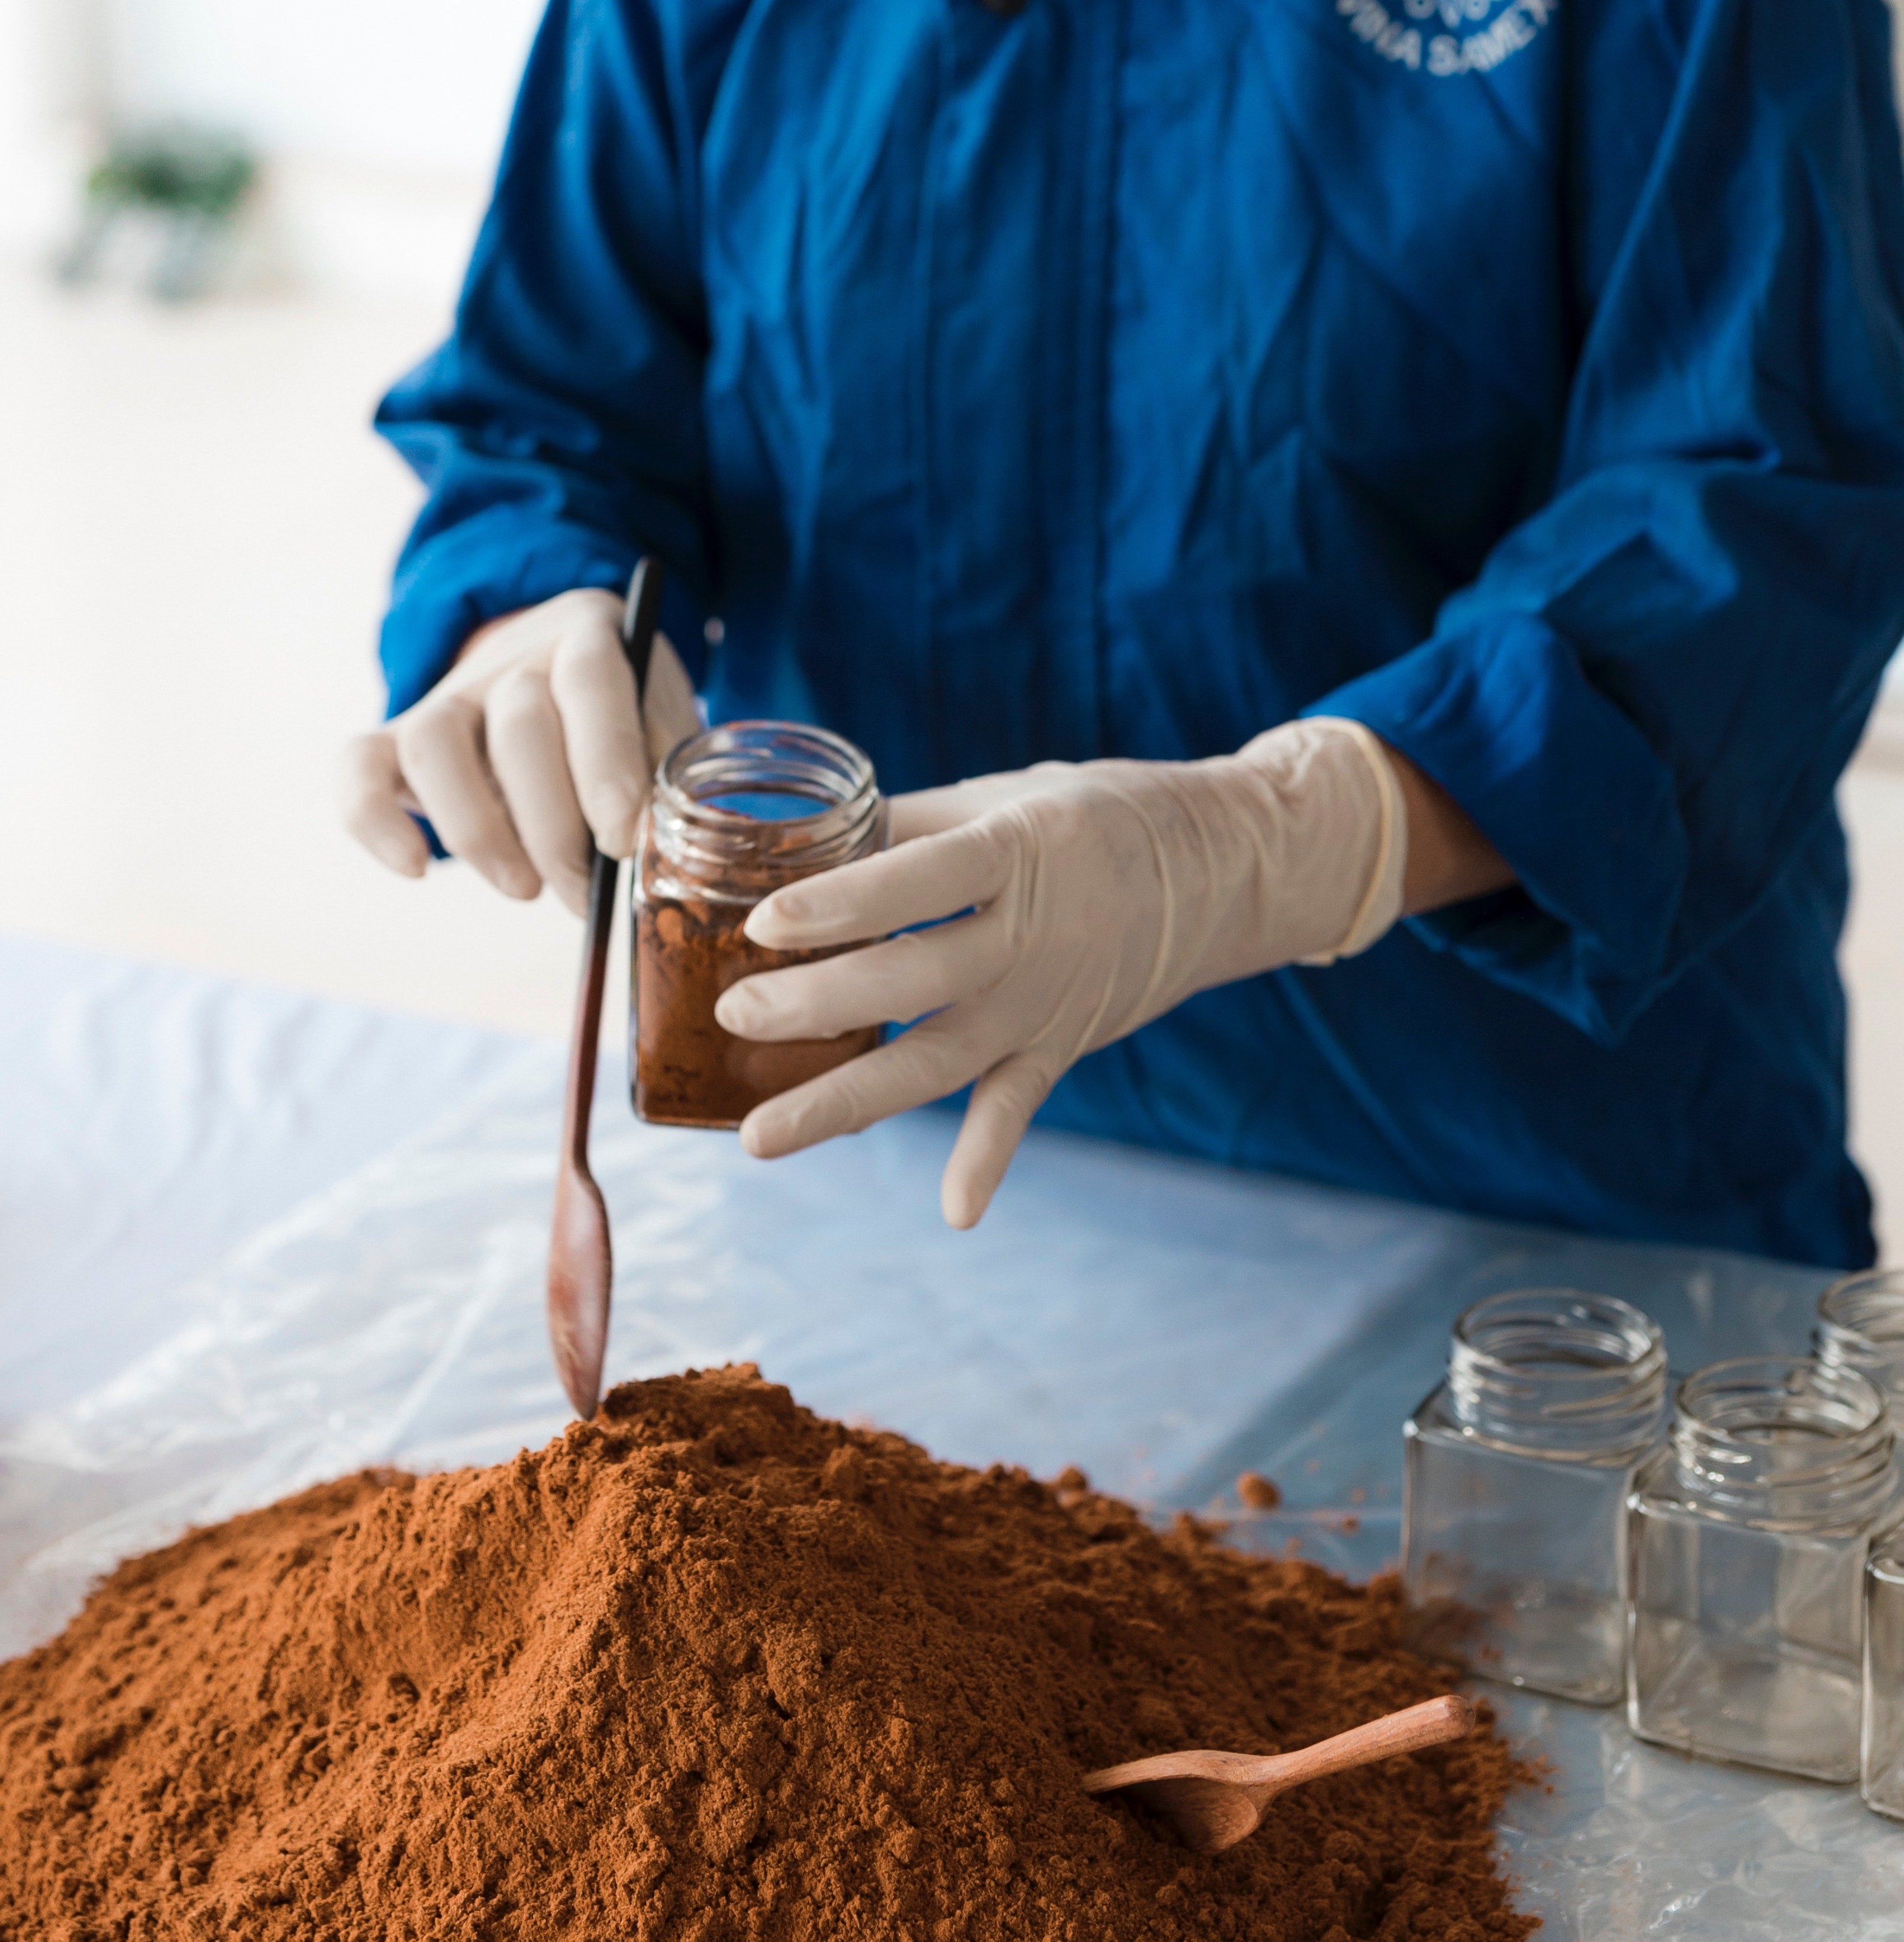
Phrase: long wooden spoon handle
[
  {"left": 1269, "top": 1695, "right": 1473, "bottom": 1789},
  {"left": 619, "top": 557, "right": 664, "bottom": 695},
  {"left": 562, "top": 561, "right": 665, "bottom": 1166},
  {"left": 560, "top": 847, "right": 619, "bottom": 1165},
  {"left": 544, "top": 558, "right": 667, "bottom": 1422}
]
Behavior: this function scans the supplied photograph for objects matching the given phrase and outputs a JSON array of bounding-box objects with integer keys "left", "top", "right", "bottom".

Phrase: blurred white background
[
  {"left": 0, "top": 0, "right": 544, "bottom": 295},
  {"left": 0, "top": 0, "right": 598, "bottom": 1039},
  {"left": 0, "top": 0, "right": 1901, "bottom": 1255}
]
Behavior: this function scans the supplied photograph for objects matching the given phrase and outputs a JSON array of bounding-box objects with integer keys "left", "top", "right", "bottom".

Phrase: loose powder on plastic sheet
[
  {"left": 1236, "top": 1472, "right": 1284, "bottom": 1512},
  {"left": 0, "top": 1366, "right": 1537, "bottom": 1942}
]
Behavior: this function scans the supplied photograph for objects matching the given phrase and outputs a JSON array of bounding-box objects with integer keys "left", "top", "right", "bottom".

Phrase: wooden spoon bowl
[{"left": 1081, "top": 1693, "right": 1475, "bottom": 1855}]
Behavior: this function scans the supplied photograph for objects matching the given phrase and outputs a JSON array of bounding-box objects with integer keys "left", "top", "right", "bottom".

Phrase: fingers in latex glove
[
  {"left": 396, "top": 692, "right": 541, "bottom": 901},
  {"left": 943, "top": 1052, "right": 1065, "bottom": 1227},
  {"left": 740, "top": 817, "right": 1018, "bottom": 952},
  {"left": 879, "top": 765, "right": 1074, "bottom": 843},
  {"left": 738, "top": 1003, "right": 1008, "bottom": 1144},
  {"left": 713, "top": 772, "right": 1066, "bottom": 1047},
  {"left": 337, "top": 587, "right": 701, "bottom": 915},
  {"left": 725, "top": 725, "right": 1402, "bottom": 1227},
  {"left": 736, "top": 1005, "right": 1062, "bottom": 1229},
  {"left": 485, "top": 668, "right": 592, "bottom": 909},
  {"left": 730, "top": 772, "right": 1153, "bottom": 1226},
  {"left": 338, "top": 730, "right": 429, "bottom": 879},
  {"left": 716, "top": 914, "right": 1011, "bottom": 1041},
  {"left": 730, "top": 966, "right": 1083, "bottom": 1225},
  {"left": 738, "top": 1012, "right": 985, "bottom": 1155},
  {"left": 741, "top": 759, "right": 1145, "bottom": 956}
]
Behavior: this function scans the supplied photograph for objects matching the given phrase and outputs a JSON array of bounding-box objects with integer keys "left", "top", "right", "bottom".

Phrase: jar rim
[
  {"left": 1444, "top": 1288, "right": 1667, "bottom": 1457},
  {"left": 1816, "top": 1269, "right": 1904, "bottom": 1347},
  {"left": 1667, "top": 1356, "right": 1897, "bottom": 1527},
  {"left": 1675, "top": 1354, "right": 1887, "bottom": 1443},
  {"left": 656, "top": 721, "right": 877, "bottom": 830},
  {"left": 644, "top": 721, "right": 882, "bottom": 897},
  {"left": 1452, "top": 1288, "right": 1666, "bottom": 1383}
]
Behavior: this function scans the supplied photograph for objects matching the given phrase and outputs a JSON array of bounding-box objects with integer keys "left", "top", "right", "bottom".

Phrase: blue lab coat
[{"left": 376, "top": 0, "right": 1904, "bottom": 1267}]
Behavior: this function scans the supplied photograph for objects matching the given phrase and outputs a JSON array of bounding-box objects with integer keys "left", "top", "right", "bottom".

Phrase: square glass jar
[
  {"left": 1628, "top": 1357, "right": 1902, "bottom": 1783},
  {"left": 1402, "top": 1289, "right": 1667, "bottom": 1705},
  {"left": 1866, "top": 1539, "right": 1904, "bottom": 1820},
  {"left": 631, "top": 722, "right": 883, "bottom": 1129}
]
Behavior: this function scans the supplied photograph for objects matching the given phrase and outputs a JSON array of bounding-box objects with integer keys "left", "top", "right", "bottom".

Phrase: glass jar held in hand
[{"left": 633, "top": 724, "right": 885, "bottom": 1129}]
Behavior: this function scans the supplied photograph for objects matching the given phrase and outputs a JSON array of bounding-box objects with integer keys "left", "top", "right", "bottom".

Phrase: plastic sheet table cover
[
  {"left": 3, "top": 1042, "right": 1902, "bottom": 1937},
  {"left": 0, "top": 931, "right": 523, "bottom": 1422}
]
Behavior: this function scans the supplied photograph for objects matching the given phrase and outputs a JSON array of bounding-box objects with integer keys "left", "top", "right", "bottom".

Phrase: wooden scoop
[
  {"left": 1081, "top": 1693, "right": 1474, "bottom": 1855},
  {"left": 546, "top": 558, "right": 664, "bottom": 1421}
]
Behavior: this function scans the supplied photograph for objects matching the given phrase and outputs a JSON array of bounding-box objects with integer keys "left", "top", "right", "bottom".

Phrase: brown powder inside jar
[
  {"left": 0, "top": 1366, "right": 1538, "bottom": 1942},
  {"left": 634, "top": 895, "right": 877, "bottom": 1128}
]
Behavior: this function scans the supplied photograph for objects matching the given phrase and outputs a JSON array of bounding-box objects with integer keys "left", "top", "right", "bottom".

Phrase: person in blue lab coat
[{"left": 340, "top": 0, "right": 1904, "bottom": 1269}]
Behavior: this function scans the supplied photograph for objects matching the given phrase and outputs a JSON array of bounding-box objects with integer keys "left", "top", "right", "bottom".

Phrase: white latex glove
[
  {"left": 338, "top": 587, "right": 701, "bottom": 915},
  {"left": 715, "top": 718, "right": 1406, "bottom": 1227}
]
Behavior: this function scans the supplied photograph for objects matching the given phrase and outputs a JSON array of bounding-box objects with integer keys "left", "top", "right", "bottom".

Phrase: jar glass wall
[
  {"left": 1402, "top": 1288, "right": 1667, "bottom": 1704},
  {"left": 1866, "top": 1540, "right": 1904, "bottom": 1820},
  {"left": 1628, "top": 1357, "right": 1901, "bottom": 1783},
  {"left": 632, "top": 723, "right": 882, "bottom": 1130}
]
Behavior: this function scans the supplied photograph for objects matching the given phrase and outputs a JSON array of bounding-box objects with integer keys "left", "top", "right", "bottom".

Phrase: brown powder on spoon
[{"left": 0, "top": 1364, "right": 1537, "bottom": 1941}]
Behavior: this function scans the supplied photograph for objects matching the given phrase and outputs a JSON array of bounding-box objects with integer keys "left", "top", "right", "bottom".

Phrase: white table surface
[
  {"left": 1, "top": 933, "right": 1898, "bottom": 1939},
  {"left": 0, "top": 932, "right": 527, "bottom": 1421}
]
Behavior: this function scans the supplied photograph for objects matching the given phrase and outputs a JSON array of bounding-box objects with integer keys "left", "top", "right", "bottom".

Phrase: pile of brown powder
[{"left": 0, "top": 1366, "right": 1536, "bottom": 1942}]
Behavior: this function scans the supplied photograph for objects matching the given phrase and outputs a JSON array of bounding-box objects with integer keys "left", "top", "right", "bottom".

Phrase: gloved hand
[
  {"left": 715, "top": 718, "right": 1407, "bottom": 1226},
  {"left": 338, "top": 588, "right": 701, "bottom": 914}
]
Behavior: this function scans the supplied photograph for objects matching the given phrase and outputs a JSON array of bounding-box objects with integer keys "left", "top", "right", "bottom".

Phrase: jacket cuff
[
  {"left": 1305, "top": 614, "right": 1689, "bottom": 1044},
  {"left": 378, "top": 511, "right": 705, "bottom": 717}
]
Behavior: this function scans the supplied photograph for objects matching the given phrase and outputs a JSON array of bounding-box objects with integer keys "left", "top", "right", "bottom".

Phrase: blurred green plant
[
  {"left": 62, "top": 127, "right": 259, "bottom": 301},
  {"left": 87, "top": 133, "right": 257, "bottom": 220}
]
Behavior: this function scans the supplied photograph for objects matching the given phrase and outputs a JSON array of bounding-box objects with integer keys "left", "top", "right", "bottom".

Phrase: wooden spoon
[
  {"left": 546, "top": 558, "right": 664, "bottom": 1421},
  {"left": 1081, "top": 1693, "right": 1474, "bottom": 1855}
]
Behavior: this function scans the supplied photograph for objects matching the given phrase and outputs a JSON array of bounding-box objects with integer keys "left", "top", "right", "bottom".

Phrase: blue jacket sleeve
[
  {"left": 1311, "top": 0, "right": 1904, "bottom": 1044},
  {"left": 374, "top": 0, "right": 724, "bottom": 715}
]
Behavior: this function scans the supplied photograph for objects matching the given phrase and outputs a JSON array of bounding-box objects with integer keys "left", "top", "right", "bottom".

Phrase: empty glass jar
[
  {"left": 1402, "top": 1288, "right": 1668, "bottom": 1704},
  {"left": 1627, "top": 1357, "right": 1901, "bottom": 1782},
  {"left": 1818, "top": 1273, "right": 1904, "bottom": 1815},
  {"left": 1815, "top": 1268, "right": 1904, "bottom": 1430},
  {"left": 1868, "top": 1536, "right": 1904, "bottom": 1820}
]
